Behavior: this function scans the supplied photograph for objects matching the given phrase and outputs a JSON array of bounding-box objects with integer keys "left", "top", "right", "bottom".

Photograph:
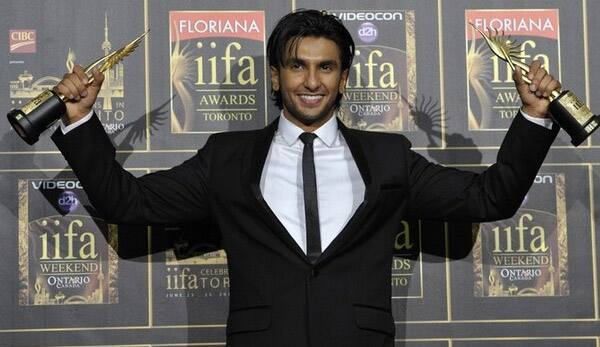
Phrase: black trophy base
[
  {"left": 7, "top": 108, "right": 39, "bottom": 145},
  {"left": 549, "top": 90, "right": 600, "bottom": 147},
  {"left": 569, "top": 115, "right": 600, "bottom": 147},
  {"left": 7, "top": 89, "right": 66, "bottom": 145}
]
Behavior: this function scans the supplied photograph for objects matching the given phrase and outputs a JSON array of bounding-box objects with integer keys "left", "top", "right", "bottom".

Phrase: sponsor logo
[
  {"left": 332, "top": 11, "right": 403, "bottom": 22},
  {"left": 170, "top": 12, "right": 264, "bottom": 41},
  {"left": 31, "top": 180, "right": 83, "bottom": 190},
  {"left": 468, "top": 10, "right": 558, "bottom": 39},
  {"left": 9, "top": 29, "right": 36, "bottom": 53},
  {"left": 58, "top": 191, "right": 79, "bottom": 213},
  {"left": 357, "top": 22, "right": 378, "bottom": 43}
]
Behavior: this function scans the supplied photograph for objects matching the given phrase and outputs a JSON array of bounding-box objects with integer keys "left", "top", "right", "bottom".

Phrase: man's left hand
[{"left": 514, "top": 59, "right": 561, "bottom": 118}]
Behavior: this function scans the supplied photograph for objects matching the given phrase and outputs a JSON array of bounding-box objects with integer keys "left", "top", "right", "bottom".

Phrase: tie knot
[{"left": 299, "top": 132, "right": 317, "bottom": 145}]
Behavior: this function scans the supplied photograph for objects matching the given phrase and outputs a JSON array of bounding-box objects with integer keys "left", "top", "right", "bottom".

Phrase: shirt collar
[{"left": 278, "top": 110, "right": 339, "bottom": 147}]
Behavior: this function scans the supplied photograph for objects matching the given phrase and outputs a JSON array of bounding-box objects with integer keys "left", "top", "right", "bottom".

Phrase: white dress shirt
[
  {"left": 61, "top": 109, "right": 553, "bottom": 254},
  {"left": 259, "top": 113, "right": 365, "bottom": 253}
]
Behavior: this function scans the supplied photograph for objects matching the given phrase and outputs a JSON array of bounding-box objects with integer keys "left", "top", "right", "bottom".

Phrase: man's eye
[
  {"left": 321, "top": 65, "right": 332, "bottom": 71},
  {"left": 290, "top": 63, "right": 302, "bottom": 70}
]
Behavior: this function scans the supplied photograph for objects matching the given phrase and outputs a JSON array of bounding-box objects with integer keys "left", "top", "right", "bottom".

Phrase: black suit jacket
[{"left": 52, "top": 113, "right": 558, "bottom": 347}]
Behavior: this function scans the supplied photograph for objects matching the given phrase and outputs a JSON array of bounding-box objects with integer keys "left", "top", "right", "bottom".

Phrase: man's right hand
[{"left": 53, "top": 65, "right": 104, "bottom": 125}]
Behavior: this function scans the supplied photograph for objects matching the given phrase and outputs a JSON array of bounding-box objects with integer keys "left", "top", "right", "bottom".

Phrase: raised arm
[
  {"left": 406, "top": 112, "right": 558, "bottom": 222},
  {"left": 51, "top": 65, "right": 212, "bottom": 225},
  {"left": 407, "top": 60, "right": 561, "bottom": 222}
]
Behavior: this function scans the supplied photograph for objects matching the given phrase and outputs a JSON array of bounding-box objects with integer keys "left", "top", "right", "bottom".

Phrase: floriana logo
[
  {"left": 174, "top": 15, "right": 261, "bottom": 38},
  {"left": 465, "top": 9, "right": 560, "bottom": 130},
  {"left": 469, "top": 12, "right": 557, "bottom": 37},
  {"left": 169, "top": 11, "right": 266, "bottom": 133},
  {"left": 9, "top": 29, "right": 36, "bottom": 53}
]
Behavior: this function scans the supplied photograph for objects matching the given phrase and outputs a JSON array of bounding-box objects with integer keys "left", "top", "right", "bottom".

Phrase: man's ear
[
  {"left": 270, "top": 66, "right": 280, "bottom": 91},
  {"left": 339, "top": 68, "right": 349, "bottom": 94}
]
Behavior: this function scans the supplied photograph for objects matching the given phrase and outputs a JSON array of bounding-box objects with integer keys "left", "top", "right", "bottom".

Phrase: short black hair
[{"left": 267, "top": 9, "right": 355, "bottom": 109}]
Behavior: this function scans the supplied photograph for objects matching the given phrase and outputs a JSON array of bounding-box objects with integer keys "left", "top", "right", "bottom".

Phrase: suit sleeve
[
  {"left": 52, "top": 114, "right": 212, "bottom": 225},
  {"left": 406, "top": 113, "right": 559, "bottom": 222}
]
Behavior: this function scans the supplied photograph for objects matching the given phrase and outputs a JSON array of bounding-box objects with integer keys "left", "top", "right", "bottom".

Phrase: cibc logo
[
  {"left": 357, "top": 22, "right": 377, "bottom": 43},
  {"left": 9, "top": 29, "right": 36, "bottom": 53},
  {"left": 58, "top": 191, "right": 79, "bottom": 213}
]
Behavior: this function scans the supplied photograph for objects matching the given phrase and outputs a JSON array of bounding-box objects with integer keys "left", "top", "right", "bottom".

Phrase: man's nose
[{"left": 304, "top": 68, "right": 320, "bottom": 90}]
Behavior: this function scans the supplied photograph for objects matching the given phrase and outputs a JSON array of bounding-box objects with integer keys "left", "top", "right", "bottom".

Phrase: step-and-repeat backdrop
[{"left": 1, "top": 1, "right": 600, "bottom": 346}]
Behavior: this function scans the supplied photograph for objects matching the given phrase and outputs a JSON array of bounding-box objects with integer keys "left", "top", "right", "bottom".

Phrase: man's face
[{"left": 271, "top": 36, "right": 349, "bottom": 129}]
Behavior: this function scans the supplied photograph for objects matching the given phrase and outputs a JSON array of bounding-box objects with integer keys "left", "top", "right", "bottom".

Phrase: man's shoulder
[
  {"left": 207, "top": 127, "right": 266, "bottom": 145},
  {"left": 343, "top": 127, "right": 412, "bottom": 148}
]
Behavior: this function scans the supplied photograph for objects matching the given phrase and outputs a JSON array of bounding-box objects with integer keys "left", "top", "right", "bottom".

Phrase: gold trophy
[
  {"left": 471, "top": 24, "right": 599, "bottom": 146},
  {"left": 7, "top": 31, "right": 148, "bottom": 145}
]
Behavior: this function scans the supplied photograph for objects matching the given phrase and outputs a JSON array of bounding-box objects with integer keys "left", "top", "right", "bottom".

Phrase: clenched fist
[
  {"left": 514, "top": 59, "right": 561, "bottom": 118},
  {"left": 53, "top": 65, "right": 104, "bottom": 125}
]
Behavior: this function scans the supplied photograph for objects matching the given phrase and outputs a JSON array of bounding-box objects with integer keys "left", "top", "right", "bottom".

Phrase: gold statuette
[
  {"left": 471, "top": 24, "right": 599, "bottom": 146},
  {"left": 7, "top": 31, "right": 148, "bottom": 145}
]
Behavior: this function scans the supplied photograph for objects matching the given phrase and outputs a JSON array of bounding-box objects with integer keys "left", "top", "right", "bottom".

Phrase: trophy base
[
  {"left": 6, "top": 90, "right": 65, "bottom": 145},
  {"left": 549, "top": 90, "right": 599, "bottom": 147},
  {"left": 7, "top": 109, "right": 38, "bottom": 145},
  {"left": 570, "top": 115, "right": 600, "bottom": 147}
]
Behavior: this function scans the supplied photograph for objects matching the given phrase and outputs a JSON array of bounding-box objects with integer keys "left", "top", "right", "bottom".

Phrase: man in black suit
[{"left": 52, "top": 9, "right": 560, "bottom": 347}]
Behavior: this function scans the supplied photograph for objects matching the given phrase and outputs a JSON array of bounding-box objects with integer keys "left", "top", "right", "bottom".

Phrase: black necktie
[{"left": 299, "top": 132, "right": 321, "bottom": 263}]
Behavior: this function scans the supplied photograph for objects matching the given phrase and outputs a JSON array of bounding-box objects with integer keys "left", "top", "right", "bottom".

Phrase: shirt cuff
[
  {"left": 521, "top": 108, "right": 554, "bottom": 130},
  {"left": 60, "top": 111, "right": 94, "bottom": 135}
]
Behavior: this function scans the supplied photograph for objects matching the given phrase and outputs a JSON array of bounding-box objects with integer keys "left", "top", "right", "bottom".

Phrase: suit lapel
[
  {"left": 316, "top": 120, "right": 378, "bottom": 265},
  {"left": 243, "top": 117, "right": 379, "bottom": 266},
  {"left": 244, "top": 118, "right": 311, "bottom": 264}
]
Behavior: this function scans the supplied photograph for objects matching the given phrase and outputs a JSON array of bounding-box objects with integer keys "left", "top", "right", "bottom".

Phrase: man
[{"left": 52, "top": 9, "right": 559, "bottom": 347}]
